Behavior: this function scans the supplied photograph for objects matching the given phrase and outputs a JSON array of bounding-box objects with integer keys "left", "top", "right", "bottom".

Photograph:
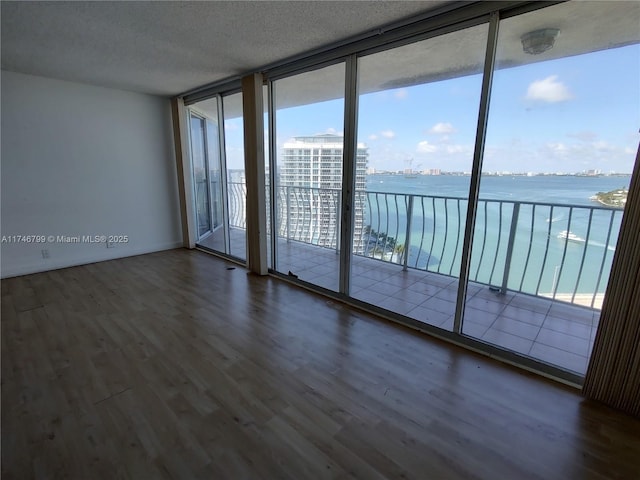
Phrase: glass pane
[
  {"left": 462, "top": 1, "right": 640, "bottom": 375},
  {"left": 223, "top": 92, "right": 247, "bottom": 261},
  {"left": 264, "top": 85, "right": 272, "bottom": 269},
  {"left": 273, "top": 62, "right": 346, "bottom": 291},
  {"left": 206, "top": 119, "right": 223, "bottom": 231},
  {"left": 191, "top": 98, "right": 227, "bottom": 254},
  {"left": 351, "top": 24, "right": 489, "bottom": 328},
  {"left": 189, "top": 115, "right": 211, "bottom": 238}
]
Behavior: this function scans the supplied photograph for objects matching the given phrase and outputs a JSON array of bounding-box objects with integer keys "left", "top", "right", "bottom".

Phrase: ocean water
[
  {"left": 366, "top": 174, "right": 630, "bottom": 205},
  {"left": 362, "top": 174, "right": 631, "bottom": 301}
]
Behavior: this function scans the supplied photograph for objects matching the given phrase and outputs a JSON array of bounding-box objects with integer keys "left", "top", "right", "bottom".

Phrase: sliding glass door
[
  {"left": 189, "top": 114, "right": 212, "bottom": 239},
  {"left": 206, "top": 118, "right": 224, "bottom": 235},
  {"left": 271, "top": 62, "right": 346, "bottom": 292},
  {"left": 461, "top": 1, "right": 640, "bottom": 375},
  {"left": 221, "top": 92, "right": 247, "bottom": 261},
  {"left": 188, "top": 93, "right": 246, "bottom": 261},
  {"left": 348, "top": 24, "right": 489, "bottom": 329}
]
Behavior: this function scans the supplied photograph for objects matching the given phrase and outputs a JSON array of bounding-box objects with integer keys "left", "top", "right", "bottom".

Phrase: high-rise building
[{"left": 280, "top": 134, "right": 368, "bottom": 253}]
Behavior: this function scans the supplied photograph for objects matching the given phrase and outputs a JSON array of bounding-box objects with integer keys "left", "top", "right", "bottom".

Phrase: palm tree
[{"left": 392, "top": 243, "right": 405, "bottom": 264}]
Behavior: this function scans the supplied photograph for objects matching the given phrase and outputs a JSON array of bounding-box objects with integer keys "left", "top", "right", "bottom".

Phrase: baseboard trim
[{"left": 0, "top": 241, "right": 183, "bottom": 279}]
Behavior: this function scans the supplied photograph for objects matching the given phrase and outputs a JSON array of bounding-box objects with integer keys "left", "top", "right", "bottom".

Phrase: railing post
[
  {"left": 286, "top": 186, "right": 291, "bottom": 242},
  {"left": 403, "top": 195, "right": 414, "bottom": 271},
  {"left": 501, "top": 202, "right": 520, "bottom": 294},
  {"left": 336, "top": 194, "right": 341, "bottom": 255}
]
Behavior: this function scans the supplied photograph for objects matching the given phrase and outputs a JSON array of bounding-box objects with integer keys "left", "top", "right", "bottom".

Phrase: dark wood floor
[{"left": 2, "top": 248, "right": 639, "bottom": 479}]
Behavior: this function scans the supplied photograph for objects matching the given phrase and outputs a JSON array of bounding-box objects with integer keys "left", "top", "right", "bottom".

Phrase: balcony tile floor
[{"left": 198, "top": 228, "right": 597, "bottom": 375}]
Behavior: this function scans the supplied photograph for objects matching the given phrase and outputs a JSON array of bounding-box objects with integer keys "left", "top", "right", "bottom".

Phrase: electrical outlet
[
  {"left": 106, "top": 241, "right": 115, "bottom": 248},
  {"left": 41, "top": 249, "right": 49, "bottom": 259}
]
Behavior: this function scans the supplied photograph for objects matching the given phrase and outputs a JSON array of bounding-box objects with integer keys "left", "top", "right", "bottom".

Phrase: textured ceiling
[{"left": 0, "top": 0, "right": 451, "bottom": 97}]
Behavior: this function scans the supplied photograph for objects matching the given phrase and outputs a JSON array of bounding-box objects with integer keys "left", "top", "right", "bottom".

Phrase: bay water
[{"left": 362, "top": 174, "right": 631, "bottom": 303}]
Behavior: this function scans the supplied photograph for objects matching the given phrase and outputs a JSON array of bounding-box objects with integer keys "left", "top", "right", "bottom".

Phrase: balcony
[{"left": 197, "top": 182, "right": 620, "bottom": 376}]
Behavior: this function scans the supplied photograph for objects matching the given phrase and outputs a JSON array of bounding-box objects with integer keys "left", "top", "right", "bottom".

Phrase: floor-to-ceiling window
[
  {"left": 188, "top": 93, "right": 246, "bottom": 262},
  {"left": 222, "top": 92, "right": 247, "bottom": 261},
  {"left": 189, "top": 98, "right": 225, "bottom": 249},
  {"left": 461, "top": 1, "right": 640, "bottom": 375},
  {"left": 271, "top": 62, "right": 346, "bottom": 291},
  {"left": 189, "top": 114, "right": 212, "bottom": 239},
  {"left": 264, "top": 85, "right": 273, "bottom": 268},
  {"left": 206, "top": 114, "right": 224, "bottom": 237},
  {"left": 348, "top": 24, "right": 489, "bottom": 328},
  {"left": 183, "top": 1, "right": 639, "bottom": 383}
]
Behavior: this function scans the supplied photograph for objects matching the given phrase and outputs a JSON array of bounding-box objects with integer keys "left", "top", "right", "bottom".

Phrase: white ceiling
[{"left": 0, "top": 0, "right": 452, "bottom": 97}]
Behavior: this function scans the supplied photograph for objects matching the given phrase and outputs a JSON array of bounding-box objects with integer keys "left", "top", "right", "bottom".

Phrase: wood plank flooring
[{"left": 2, "top": 248, "right": 639, "bottom": 479}]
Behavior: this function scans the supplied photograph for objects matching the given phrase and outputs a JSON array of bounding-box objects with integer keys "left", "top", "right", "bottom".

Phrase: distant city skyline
[{"left": 225, "top": 167, "right": 633, "bottom": 177}]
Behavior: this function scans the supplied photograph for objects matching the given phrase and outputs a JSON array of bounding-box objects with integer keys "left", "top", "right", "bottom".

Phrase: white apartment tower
[{"left": 280, "top": 134, "right": 368, "bottom": 253}]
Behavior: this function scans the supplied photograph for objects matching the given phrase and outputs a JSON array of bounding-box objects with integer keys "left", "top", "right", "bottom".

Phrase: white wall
[{"left": 1, "top": 71, "right": 182, "bottom": 277}]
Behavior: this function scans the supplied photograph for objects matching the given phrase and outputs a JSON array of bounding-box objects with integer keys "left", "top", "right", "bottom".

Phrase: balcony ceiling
[
  {"left": 184, "top": 1, "right": 639, "bottom": 118},
  {"left": 270, "top": 0, "right": 639, "bottom": 113},
  {"left": 0, "top": 0, "right": 452, "bottom": 97}
]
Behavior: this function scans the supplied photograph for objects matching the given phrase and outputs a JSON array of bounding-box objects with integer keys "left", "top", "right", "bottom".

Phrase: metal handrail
[{"left": 222, "top": 181, "right": 622, "bottom": 309}]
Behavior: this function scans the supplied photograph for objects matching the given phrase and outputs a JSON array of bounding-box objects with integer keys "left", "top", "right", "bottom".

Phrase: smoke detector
[{"left": 521, "top": 28, "right": 560, "bottom": 55}]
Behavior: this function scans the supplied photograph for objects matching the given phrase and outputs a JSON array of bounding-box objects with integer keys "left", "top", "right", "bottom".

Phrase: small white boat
[{"left": 557, "top": 230, "right": 585, "bottom": 243}]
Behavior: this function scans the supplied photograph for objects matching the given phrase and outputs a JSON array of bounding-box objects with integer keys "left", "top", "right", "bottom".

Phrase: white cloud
[
  {"left": 429, "top": 122, "right": 456, "bottom": 135},
  {"left": 445, "top": 145, "right": 466, "bottom": 154},
  {"left": 368, "top": 134, "right": 378, "bottom": 141},
  {"left": 482, "top": 139, "right": 635, "bottom": 173},
  {"left": 325, "top": 127, "right": 338, "bottom": 134},
  {"left": 380, "top": 130, "right": 396, "bottom": 139},
  {"left": 546, "top": 142, "right": 569, "bottom": 154},
  {"left": 567, "top": 131, "right": 597, "bottom": 142},
  {"left": 539, "top": 140, "right": 635, "bottom": 171},
  {"left": 525, "top": 75, "right": 573, "bottom": 103},
  {"left": 592, "top": 140, "right": 613, "bottom": 151},
  {"left": 417, "top": 141, "right": 438, "bottom": 153},
  {"left": 394, "top": 89, "right": 408, "bottom": 100}
]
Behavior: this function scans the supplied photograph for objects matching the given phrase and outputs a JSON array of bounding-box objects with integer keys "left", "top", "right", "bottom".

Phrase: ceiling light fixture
[{"left": 521, "top": 28, "right": 560, "bottom": 55}]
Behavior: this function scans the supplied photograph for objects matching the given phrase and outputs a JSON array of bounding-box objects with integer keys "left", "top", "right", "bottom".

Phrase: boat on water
[{"left": 557, "top": 230, "right": 586, "bottom": 243}]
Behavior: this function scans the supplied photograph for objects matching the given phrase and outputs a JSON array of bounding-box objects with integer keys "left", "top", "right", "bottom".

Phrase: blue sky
[{"left": 224, "top": 43, "right": 639, "bottom": 174}]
